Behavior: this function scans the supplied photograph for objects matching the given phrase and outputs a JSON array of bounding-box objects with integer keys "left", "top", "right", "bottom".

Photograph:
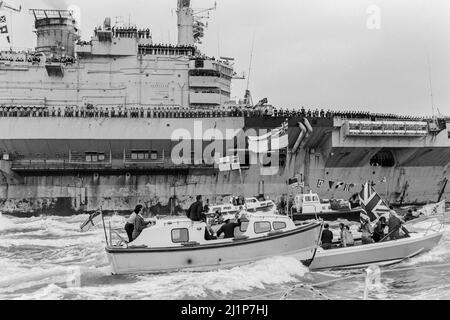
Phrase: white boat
[
  {"left": 308, "top": 230, "right": 443, "bottom": 270},
  {"left": 206, "top": 197, "right": 278, "bottom": 223},
  {"left": 105, "top": 213, "right": 323, "bottom": 275}
]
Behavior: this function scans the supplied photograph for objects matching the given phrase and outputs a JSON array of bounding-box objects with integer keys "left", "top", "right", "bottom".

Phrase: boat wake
[{"left": 1, "top": 212, "right": 449, "bottom": 300}]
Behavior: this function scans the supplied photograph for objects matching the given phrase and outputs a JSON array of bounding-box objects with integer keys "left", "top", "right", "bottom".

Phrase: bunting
[
  {"left": 314, "top": 177, "right": 387, "bottom": 193},
  {"left": 317, "top": 179, "right": 325, "bottom": 188},
  {"left": 0, "top": 15, "right": 9, "bottom": 43}
]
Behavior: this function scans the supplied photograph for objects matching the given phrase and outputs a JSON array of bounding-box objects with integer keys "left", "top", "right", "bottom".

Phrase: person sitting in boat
[
  {"left": 339, "top": 223, "right": 346, "bottom": 247},
  {"left": 343, "top": 226, "right": 355, "bottom": 247},
  {"left": 360, "top": 218, "right": 374, "bottom": 244},
  {"left": 321, "top": 224, "right": 333, "bottom": 250},
  {"left": 372, "top": 217, "right": 387, "bottom": 242},
  {"left": 388, "top": 208, "right": 405, "bottom": 240},
  {"left": 217, "top": 218, "right": 242, "bottom": 239},
  {"left": 132, "top": 210, "right": 152, "bottom": 241},
  {"left": 404, "top": 209, "right": 415, "bottom": 222},
  {"left": 124, "top": 205, "right": 143, "bottom": 243},
  {"left": 187, "top": 195, "right": 206, "bottom": 222},
  {"left": 204, "top": 224, "right": 217, "bottom": 241}
]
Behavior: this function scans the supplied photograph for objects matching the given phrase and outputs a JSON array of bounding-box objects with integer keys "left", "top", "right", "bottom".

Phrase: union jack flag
[{"left": 358, "top": 182, "right": 390, "bottom": 222}]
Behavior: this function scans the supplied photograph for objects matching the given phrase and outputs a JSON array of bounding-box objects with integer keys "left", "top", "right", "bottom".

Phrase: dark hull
[{"left": 293, "top": 209, "right": 362, "bottom": 222}]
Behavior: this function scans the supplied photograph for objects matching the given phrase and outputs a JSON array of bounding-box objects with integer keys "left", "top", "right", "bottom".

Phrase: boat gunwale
[
  {"left": 105, "top": 220, "right": 322, "bottom": 254},
  {"left": 308, "top": 231, "right": 444, "bottom": 270}
]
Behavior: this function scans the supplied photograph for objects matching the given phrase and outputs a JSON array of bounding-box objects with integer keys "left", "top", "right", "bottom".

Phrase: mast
[{"left": 177, "top": 0, "right": 194, "bottom": 46}]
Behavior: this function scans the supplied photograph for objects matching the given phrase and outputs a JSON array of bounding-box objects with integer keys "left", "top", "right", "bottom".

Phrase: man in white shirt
[{"left": 124, "top": 205, "right": 143, "bottom": 242}]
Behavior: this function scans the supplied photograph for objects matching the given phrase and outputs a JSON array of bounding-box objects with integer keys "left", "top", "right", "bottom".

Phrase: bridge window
[
  {"left": 370, "top": 150, "right": 395, "bottom": 167},
  {"left": 171, "top": 228, "right": 189, "bottom": 243},
  {"left": 85, "top": 152, "right": 105, "bottom": 162},
  {"left": 131, "top": 150, "right": 149, "bottom": 160}
]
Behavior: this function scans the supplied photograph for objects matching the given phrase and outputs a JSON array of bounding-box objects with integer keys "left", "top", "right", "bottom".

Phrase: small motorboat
[
  {"left": 308, "top": 182, "right": 445, "bottom": 270},
  {"left": 291, "top": 192, "right": 363, "bottom": 222},
  {"left": 308, "top": 227, "right": 444, "bottom": 270},
  {"left": 104, "top": 212, "right": 323, "bottom": 275}
]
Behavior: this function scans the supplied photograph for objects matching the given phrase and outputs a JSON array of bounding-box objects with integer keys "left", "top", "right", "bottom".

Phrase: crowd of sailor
[
  {"left": 138, "top": 44, "right": 196, "bottom": 56},
  {"left": 94, "top": 25, "right": 152, "bottom": 39},
  {"left": 0, "top": 52, "right": 75, "bottom": 65},
  {"left": 0, "top": 104, "right": 429, "bottom": 121}
]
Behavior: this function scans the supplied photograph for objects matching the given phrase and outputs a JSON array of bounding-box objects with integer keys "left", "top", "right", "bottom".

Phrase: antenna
[
  {"left": 426, "top": 54, "right": 436, "bottom": 118},
  {"left": 246, "top": 31, "right": 256, "bottom": 92}
]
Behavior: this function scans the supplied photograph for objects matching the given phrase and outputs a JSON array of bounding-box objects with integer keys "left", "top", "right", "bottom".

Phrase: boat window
[
  {"left": 260, "top": 204, "right": 274, "bottom": 212},
  {"left": 240, "top": 221, "right": 249, "bottom": 232},
  {"left": 273, "top": 222, "right": 287, "bottom": 231},
  {"left": 305, "top": 196, "right": 312, "bottom": 202},
  {"left": 171, "top": 228, "right": 189, "bottom": 243},
  {"left": 254, "top": 222, "right": 271, "bottom": 234},
  {"left": 313, "top": 196, "right": 319, "bottom": 202}
]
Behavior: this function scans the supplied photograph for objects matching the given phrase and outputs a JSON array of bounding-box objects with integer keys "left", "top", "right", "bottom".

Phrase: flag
[
  {"left": 344, "top": 183, "right": 355, "bottom": 193},
  {"left": 260, "top": 166, "right": 279, "bottom": 176},
  {"left": 288, "top": 177, "right": 299, "bottom": 187},
  {"left": 230, "top": 155, "right": 241, "bottom": 170},
  {"left": 248, "top": 133, "right": 270, "bottom": 153},
  {"left": 335, "top": 182, "right": 345, "bottom": 189},
  {"left": 218, "top": 156, "right": 231, "bottom": 172},
  {"left": 271, "top": 120, "right": 289, "bottom": 150},
  {"left": 80, "top": 210, "right": 103, "bottom": 232},
  {"left": 317, "top": 179, "right": 325, "bottom": 188},
  {"left": 217, "top": 156, "right": 240, "bottom": 172},
  {"left": 0, "top": 16, "right": 6, "bottom": 24},
  {"left": 358, "top": 182, "right": 390, "bottom": 223}
]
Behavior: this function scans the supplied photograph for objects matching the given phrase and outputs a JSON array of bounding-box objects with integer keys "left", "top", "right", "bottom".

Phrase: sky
[{"left": 0, "top": 0, "right": 449, "bottom": 116}]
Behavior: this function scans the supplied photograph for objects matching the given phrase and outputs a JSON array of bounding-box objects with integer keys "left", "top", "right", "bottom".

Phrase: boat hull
[
  {"left": 293, "top": 209, "right": 362, "bottom": 222},
  {"left": 106, "top": 222, "right": 322, "bottom": 275},
  {"left": 308, "top": 232, "right": 443, "bottom": 270}
]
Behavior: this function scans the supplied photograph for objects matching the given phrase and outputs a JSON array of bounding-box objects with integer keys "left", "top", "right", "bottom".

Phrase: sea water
[{"left": 0, "top": 211, "right": 449, "bottom": 300}]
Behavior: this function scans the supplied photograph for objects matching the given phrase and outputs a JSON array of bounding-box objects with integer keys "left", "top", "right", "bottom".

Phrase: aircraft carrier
[{"left": 0, "top": 0, "right": 449, "bottom": 216}]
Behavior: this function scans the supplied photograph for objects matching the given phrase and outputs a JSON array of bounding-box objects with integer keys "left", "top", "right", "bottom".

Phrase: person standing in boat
[
  {"left": 321, "top": 224, "right": 333, "bottom": 250},
  {"left": 360, "top": 218, "right": 374, "bottom": 244},
  {"left": 132, "top": 209, "right": 152, "bottom": 241},
  {"left": 187, "top": 195, "right": 206, "bottom": 222},
  {"left": 343, "top": 226, "right": 355, "bottom": 246},
  {"left": 388, "top": 208, "right": 405, "bottom": 240},
  {"left": 124, "top": 205, "right": 143, "bottom": 243},
  {"left": 372, "top": 217, "right": 387, "bottom": 242}
]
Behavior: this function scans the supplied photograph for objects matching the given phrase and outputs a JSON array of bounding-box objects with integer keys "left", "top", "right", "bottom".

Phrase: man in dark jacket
[
  {"left": 388, "top": 210, "right": 404, "bottom": 240},
  {"left": 217, "top": 219, "right": 242, "bottom": 239},
  {"left": 187, "top": 195, "right": 206, "bottom": 222},
  {"left": 321, "top": 224, "right": 333, "bottom": 250}
]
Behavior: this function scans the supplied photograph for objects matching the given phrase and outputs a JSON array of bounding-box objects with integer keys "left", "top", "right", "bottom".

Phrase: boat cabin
[
  {"left": 294, "top": 192, "right": 351, "bottom": 214},
  {"left": 128, "top": 213, "right": 297, "bottom": 248}
]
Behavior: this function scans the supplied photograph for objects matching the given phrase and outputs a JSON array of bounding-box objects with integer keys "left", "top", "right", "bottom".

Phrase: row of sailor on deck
[
  {"left": 320, "top": 207, "right": 406, "bottom": 250},
  {"left": 0, "top": 104, "right": 429, "bottom": 121}
]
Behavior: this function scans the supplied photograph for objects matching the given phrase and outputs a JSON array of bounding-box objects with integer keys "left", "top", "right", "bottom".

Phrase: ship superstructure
[{"left": 0, "top": 1, "right": 449, "bottom": 216}]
